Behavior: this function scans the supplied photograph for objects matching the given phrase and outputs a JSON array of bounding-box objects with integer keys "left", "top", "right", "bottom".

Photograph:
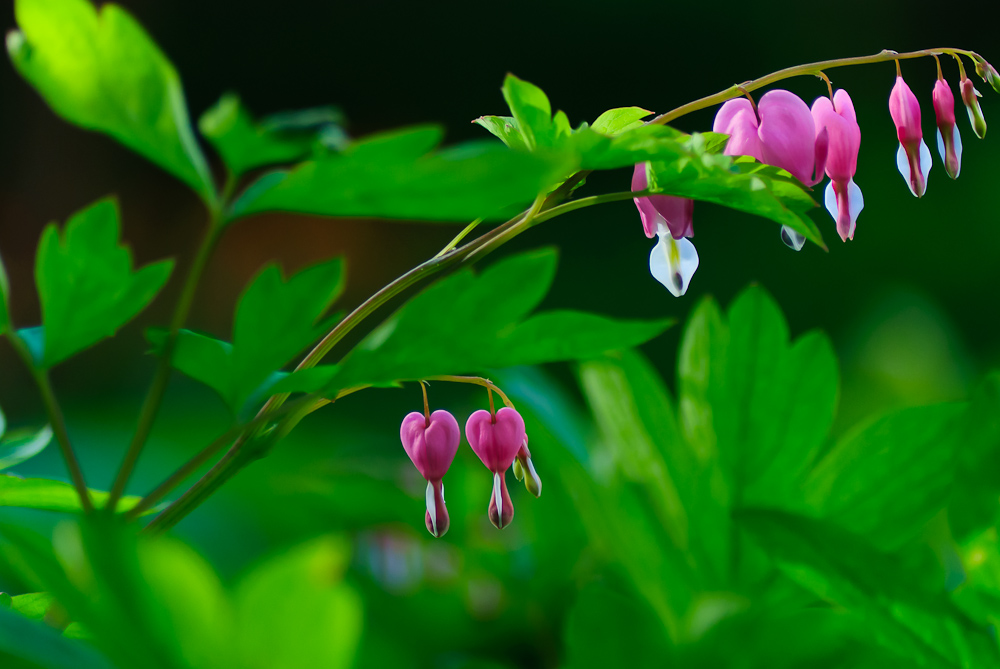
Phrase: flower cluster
[
  {"left": 399, "top": 383, "right": 541, "bottom": 538},
  {"left": 633, "top": 55, "right": 994, "bottom": 296}
]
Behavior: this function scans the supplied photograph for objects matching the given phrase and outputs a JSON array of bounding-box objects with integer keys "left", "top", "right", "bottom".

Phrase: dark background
[{"left": 0, "top": 0, "right": 997, "bottom": 573}]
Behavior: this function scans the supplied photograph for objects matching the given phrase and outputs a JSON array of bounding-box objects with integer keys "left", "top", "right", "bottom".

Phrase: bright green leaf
[
  {"left": 0, "top": 425, "right": 53, "bottom": 471},
  {"left": 8, "top": 0, "right": 215, "bottom": 201},
  {"left": 229, "top": 125, "right": 572, "bottom": 223},
  {"left": 501, "top": 73, "right": 558, "bottom": 150},
  {"left": 9, "top": 593, "right": 54, "bottom": 621},
  {"left": 949, "top": 373, "right": 1000, "bottom": 540},
  {"left": 35, "top": 198, "right": 173, "bottom": 367},
  {"left": 591, "top": 106, "right": 652, "bottom": 136},
  {"left": 235, "top": 536, "right": 362, "bottom": 669},
  {"left": 0, "top": 474, "right": 146, "bottom": 514},
  {"left": 198, "top": 93, "right": 335, "bottom": 177},
  {"left": 471, "top": 115, "right": 528, "bottom": 150}
]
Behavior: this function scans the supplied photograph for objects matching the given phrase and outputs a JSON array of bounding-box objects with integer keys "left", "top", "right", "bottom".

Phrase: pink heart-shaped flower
[
  {"left": 400, "top": 409, "right": 460, "bottom": 482},
  {"left": 464, "top": 407, "right": 525, "bottom": 474}
]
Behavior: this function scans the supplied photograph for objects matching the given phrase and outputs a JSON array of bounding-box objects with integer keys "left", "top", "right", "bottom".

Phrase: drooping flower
[
  {"left": 400, "top": 409, "right": 461, "bottom": 537},
  {"left": 632, "top": 163, "right": 698, "bottom": 297},
  {"left": 932, "top": 78, "right": 963, "bottom": 179},
  {"left": 889, "top": 76, "right": 932, "bottom": 197},
  {"left": 465, "top": 407, "right": 526, "bottom": 529},
  {"left": 511, "top": 434, "right": 542, "bottom": 498},
  {"left": 811, "top": 89, "right": 864, "bottom": 242},
  {"left": 713, "top": 90, "right": 829, "bottom": 250},
  {"left": 961, "top": 75, "right": 988, "bottom": 139}
]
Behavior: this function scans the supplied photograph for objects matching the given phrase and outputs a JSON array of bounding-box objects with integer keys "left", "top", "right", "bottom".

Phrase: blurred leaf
[
  {"left": 0, "top": 404, "right": 5, "bottom": 440},
  {"left": 199, "top": 93, "right": 340, "bottom": 176},
  {"left": 0, "top": 425, "right": 53, "bottom": 471},
  {"left": 739, "top": 509, "right": 1000, "bottom": 668},
  {"left": 7, "top": 0, "right": 215, "bottom": 201},
  {"left": 330, "top": 248, "right": 672, "bottom": 390},
  {"left": 8, "top": 593, "right": 54, "bottom": 621},
  {"left": 471, "top": 115, "right": 527, "bottom": 150},
  {"left": 229, "top": 125, "right": 572, "bottom": 223},
  {"left": 266, "top": 365, "right": 340, "bottom": 396},
  {"left": 0, "top": 475, "right": 145, "bottom": 514},
  {"left": 0, "top": 606, "right": 113, "bottom": 669},
  {"left": 150, "top": 258, "right": 344, "bottom": 413},
  {"left": 802, "top": 403, "right": 965, "bottom": 551},
  {"left": 35, "top": 198, "right": 173, "bottom": 367},
  {"left": 591, "top": 106, "right": 652, "bottom": 135},
  {"left": 234, "top": 536, "right": 362, "bottom": 669},
  {"left": 0, "top": 252, "right": 10, "bottom": 335},
  {"left": 949, "top": 373, "right": 1000, "bottom": 540}
]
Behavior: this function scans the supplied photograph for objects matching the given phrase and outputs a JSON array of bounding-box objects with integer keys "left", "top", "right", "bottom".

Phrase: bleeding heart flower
[
  {"left": 632, "top": 163, "right": 698, "bottom": 297},
  {"left": 465, "top": 407, "right": 526, "bottom": 529},
  {"left": 812, "top": 89, "right": 864, "bottom": 242},
  {"left": 932, "top": 78, "right": 963, "bottom": 179},
  {"left": 889, "top": 75, "right": 932, "bottom": 197},
  {"left": 400, "top": 409, "right": 460, "bottom": 537}
]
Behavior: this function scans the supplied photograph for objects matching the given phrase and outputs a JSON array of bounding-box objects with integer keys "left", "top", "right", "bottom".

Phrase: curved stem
[{"left": 423, "top": 375, "right": 515, "bottom": 408}]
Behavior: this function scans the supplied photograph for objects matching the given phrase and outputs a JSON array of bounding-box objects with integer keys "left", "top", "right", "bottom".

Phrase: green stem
[
  {"left": 105, "top": 206, "right": 226, "bottom": 512},
  {"left": 433, "top": 218, "right": 482, "bottom": 258},
  {"left": 6, "top": 331, "right": 94, "bottom": 513},
  {"left": 651, "top": 47, "right": 977, "bottom": 126}
]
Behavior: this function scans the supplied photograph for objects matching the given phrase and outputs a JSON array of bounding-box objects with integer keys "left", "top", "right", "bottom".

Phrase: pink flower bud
[
  {"left": 400, "top": 409, "right": 460, "bottom": 537},
  {"left": 465, "top": 407, "right": 525, "bottom": 529},
  {"left": 632, "top": 163, "right": 698, "bottom": 297},
  {"left": 961, "top": 77, "right": 988, "bottom": 139},
  {"left": 932, "top": 79, "right": 962, "bottom": 179},
  {"left": 889, "top": 76, "right": 932, "bottom": 198},
  {"left": 974, "top": 56, "right": 1000, "bottom": 95},
  {"left": 812, "top": 90, "right": 864, "bottom": 242}
]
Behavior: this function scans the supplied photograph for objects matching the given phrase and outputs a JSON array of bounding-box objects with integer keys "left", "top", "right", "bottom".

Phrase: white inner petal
[
  {"left": 824, "top": 180, "right": 838, "bottom": 222},
  {"left": 425, "top": 480, "right": 437, "bottom": 536},
  {"left": 846, "top": 178, "right": 865, "bottom": 225},
  {"left": 918, "top": 138, "right": 932, "bottom": 190},
  {"left": 493, "top": 472, "right": 503, "bottom": 518},
  {"left": 936, "top": 127, "right": 946, "bottom": 163},
  {"left": 954, "top": 125, "right": 964, "bottom": 177},
  {"left": 896, "top": 143, "right": 913, "bottom": 194},
  {"left": 780, "top": 226, "right": 806, "bottom": 252},
  {"left": 649, "top": 234, "right": 699, "bottom": 298}
]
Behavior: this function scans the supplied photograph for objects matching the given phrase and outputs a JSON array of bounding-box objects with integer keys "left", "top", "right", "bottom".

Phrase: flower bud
[
  {"left": 889, "top": 76, "right": 932, "bottom": 197},
  {"left": 961, "top": 77, "right": 988, "bottom": 139},
  {"left": 515, "top": 436, "right": 542, "bottom": 498},
  {"left": 932, "top": 79, "right": 963, "bottom": 179},
  {"left": 974, "top": 56, "right": 1000, "bottom": 95}
]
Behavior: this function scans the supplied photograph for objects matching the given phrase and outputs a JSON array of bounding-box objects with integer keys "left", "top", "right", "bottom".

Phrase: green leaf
[
  {"left": 591, "top": 106, "right": 652, "bottom": 136},
  {"left": 802, "top": 403, "right": 966, "bottom": 550},
  {"left": 234, "top": 536, "right": 362, "bottom": 669},
  {"left": 329, "top": 249, "right": 671, "bottom": 391},
  {"left": 0, "top": 252, "right": 10, "bottom": 335},
  {"left": 0, "top": 474, "right": 146, "bottom": 514},
  {"left": 265, "top": 365, "right": 340, "bottom": 396},
  {"left": 35, "top": 198, "right": 173, "bottom": 367},
  {"left": 0, "top": 425, "right": 53, "bottom": 471},
  {"left": 739, "top": 509, "right": 1000, "bottom": 668},
  {"left": 9, "top": 593, "right": 54, "bottom": 621},
  {"left": 471, "top": 115, "right": 528, "bottom": 150},
  {"left": 0, "top": 404, "right": 5, "bottom": 440},
  {"left": 199, "top": 93, "right": 342, "bottom": 177},
  {"left": 501, "top": 73, "right": 562, "bottom": 150},
  {"left": 8, "top": 0, "right": 215, "bottom": 202},
  {"left": 151, "top": 258, "right": 345, "bottom": 413},
  {"left": 949, "top": 373, "right": 1000, "bottom": 540},
  {"left": 0, "top": 606, "right": 113, "bottom": 669},
  {"left": 229, "top": 125, "right": 572, "bottom": 223}
]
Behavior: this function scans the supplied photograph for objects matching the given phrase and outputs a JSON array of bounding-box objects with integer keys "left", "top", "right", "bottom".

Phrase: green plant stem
[
  {"left": 105, "top": 207, "right": 226, "bottom": 513},
  {"left": 433, "top": 218, "right": 482, "bottom": 258},
  {"left": 651, "top": 48, "right": 977, "bottom": 126},
  {"left": 423, "top": 375, "right": 515, "bottom": 408}
]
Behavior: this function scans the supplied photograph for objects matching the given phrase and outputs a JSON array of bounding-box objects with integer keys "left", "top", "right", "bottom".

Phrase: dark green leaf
[
  {"left": 802, "top": 403, "right": 966, "bottom": 550},
  {"left": 330, "top": 249, "right": 671, "bottom": 390},
  {"left": 0, "top": 425, "right": 53, "bottom": 471},
  {"left": 590, "top": 106, "right": 652, "bottom": 136},
  {"left": 265, "top": 365, "right": 340, "bottom": 396},
  {"left": 8, "top": 0, "right": 215, "bottom": 201},
  {"left": 234, "top": 537, "right": 362, "bottom": 669},
  {"left": 949, "top": 373, "right": 1000, "bottom": 539},
  {"left": 739, "top": 509, "right": 1000, "bottom": 668},
  {"left": 35, "top": 198, "right": 173, "bottom": 367},
  {"left": 9, "top": 593, "right": 54, "bottom": 621},
  {"left": 198, "top": 93, "right": 331, "bottom": 177},
  {"left": 228, "top": 125, "right": 572, "bottom": 223},
  {"left": 471, "top": 115, "right": 528, "bottom": 150},
  {"left": 0, "top": 606, "right": 113, "bottom": 669},
  {"left": 0, "top": 474, "right": 146, "bottom": 514},
  {"left": 151, "top": 258, "right": 345, "bottom": 413}
]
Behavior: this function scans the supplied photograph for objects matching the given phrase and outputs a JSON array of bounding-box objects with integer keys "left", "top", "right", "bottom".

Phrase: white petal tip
[
  {"left": 780, "top": 226, "right": 806, "bottom": 251},
  {"left": 649, "top": 234, "right": 699, "bottom": 297}
]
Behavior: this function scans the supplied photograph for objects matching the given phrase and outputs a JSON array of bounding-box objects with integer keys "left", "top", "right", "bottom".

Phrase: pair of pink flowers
[{"left": 399, "top": 405, "right": 539, "bottom": 537}]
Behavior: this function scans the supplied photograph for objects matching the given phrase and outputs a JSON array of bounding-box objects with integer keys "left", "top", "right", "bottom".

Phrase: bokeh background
[{"left": 1, "top": 0, "right": 998, "bottom": 666}]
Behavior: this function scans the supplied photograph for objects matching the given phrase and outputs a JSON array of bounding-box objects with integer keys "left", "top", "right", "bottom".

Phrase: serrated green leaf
[
  {"left": 150, "top": 258, "right": 345, "bottom": 413},
  {"left": 802, "top": 403, "right": 966, "bottom": 550},
  {"left": 35, "top": 198, "right": 173, "bottom": 367},
  {"left": 0, "top": 252, "right": 10, "bottom": 335},
  {"left": 8, "top": 0, "right": 215, "bottom": 202},
  {"left": 234, "top": 537, "right": 361, "bottom": 669},
  {"left": 329, "top": 249, "right": 670, "bottom": 391},
  {"left": 229, "top": 125, "right": 571, "bottom": 223},
  {"left": 0, "top": 425, "right": 53, "bottom": 471},
  {"left": 739, "top": 509, "right": 1000, "bottom": 668},
  {"left": 471, "top": 115, "right": 528, "bottom": 150},
  {"left": 0, "top": 474, "right": 146, "bottom": 514},
  {"left": 9, "top": 593, "right": 54, "bottom": 621},
  {"left": 591, "top": 106, "right": 652, "bottom": 136},
  {"left": 199, "top": 93, "right": 336, "bottom": 177}
]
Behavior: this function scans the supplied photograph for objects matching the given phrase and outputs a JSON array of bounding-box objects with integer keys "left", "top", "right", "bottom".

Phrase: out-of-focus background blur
[{"left": 1, "top": 1, "right": 998, "bottom": 666}]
